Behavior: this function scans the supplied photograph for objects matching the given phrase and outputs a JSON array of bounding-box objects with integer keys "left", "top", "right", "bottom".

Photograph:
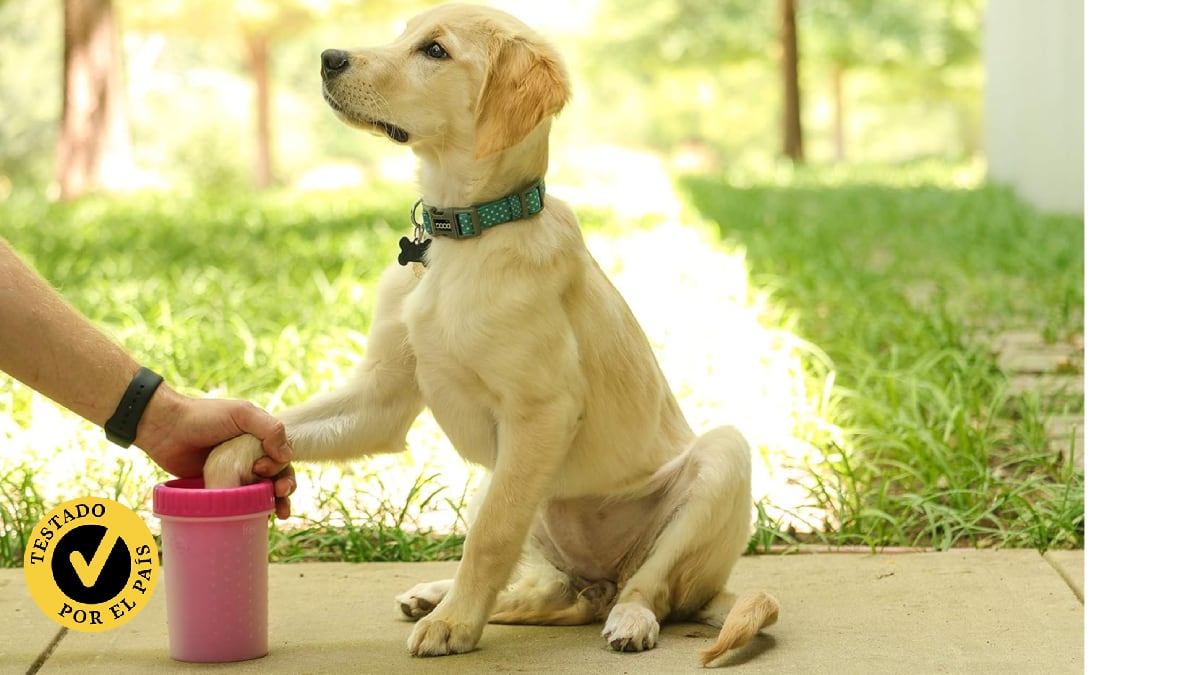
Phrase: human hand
[{"left": 136, "top": 386, "right": 296, "bottom": 518}]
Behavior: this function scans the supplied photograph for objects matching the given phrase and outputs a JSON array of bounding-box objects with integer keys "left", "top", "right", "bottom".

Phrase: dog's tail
[{"left": 695, "top": 590, "right": 780, "bottom": 667}]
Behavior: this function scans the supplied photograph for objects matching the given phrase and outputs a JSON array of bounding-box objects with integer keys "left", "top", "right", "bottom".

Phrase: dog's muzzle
[{"left": 319, "top": 49, "right": 410, "bottom": 144}]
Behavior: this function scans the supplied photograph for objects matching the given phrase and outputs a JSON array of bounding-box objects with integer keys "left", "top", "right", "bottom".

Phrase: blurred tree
[
  {"left": 586, "top": 0, "right": 800, "bottom": 159},
  {"left": 780, "top": 0, "right": 803, "bottom": 162},
  {"left": 124, "top": 0, "right": 433, "bottom": 189},
  {"left": 585, "top": 0, "right": 981, "bottom": 164},
  {"left": 56, "top": 0, "right": 134, "bottom": 200},
  {"left": 805, "top": 0, "right": 982, "bottom": 161},
  {"left": 0, "top": 0, "right": 61, "bottom": 189},
  {"left": 588, "top": 0, "right": 770, "bottom": 69},
  {"left": 125, "top": 1, "right": 321, "bottom": 188}
]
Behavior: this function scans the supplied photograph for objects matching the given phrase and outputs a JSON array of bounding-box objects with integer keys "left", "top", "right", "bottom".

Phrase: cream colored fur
[{"left": 204, "top": 2, "right": 778, "bottom": 665}]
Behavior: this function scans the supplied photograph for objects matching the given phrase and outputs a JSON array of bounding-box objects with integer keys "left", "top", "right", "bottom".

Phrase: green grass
[
  {"left": 268, "top": 471, "right": 466, "bottom": 563},
  {"left": 0, "top": 160, "right": 1084, "bottom": 566},
  {"left": 0, "top": 186, "right": 461, "bottom": 566},
  {"left": 0, "top": 468, "right": 44, "bottom": 565},
  {"left": 0, "top": 188, "right": 400, "bottom": 397},
  {"left": 682, "top": 161, "right": 1084, "bottom": 551}
]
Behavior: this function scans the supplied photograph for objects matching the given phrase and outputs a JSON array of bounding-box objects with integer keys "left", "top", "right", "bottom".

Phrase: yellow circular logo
[{"left": 24, "top": 497, "right": 159, "bottom": 632}]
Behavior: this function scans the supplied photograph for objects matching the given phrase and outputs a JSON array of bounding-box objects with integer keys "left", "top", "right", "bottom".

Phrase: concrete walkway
[{"left": 1, "top": 550, "right": 1081, "bottom": 674}]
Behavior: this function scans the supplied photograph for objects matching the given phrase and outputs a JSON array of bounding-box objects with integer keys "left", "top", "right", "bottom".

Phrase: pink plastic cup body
[{"left": 153, "top": 478, "right": 274, "bottom": 663}]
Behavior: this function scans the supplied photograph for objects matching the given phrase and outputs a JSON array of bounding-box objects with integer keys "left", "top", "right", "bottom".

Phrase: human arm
[{"left": 0, "top": 238, "right": 295, "bottom": 517}]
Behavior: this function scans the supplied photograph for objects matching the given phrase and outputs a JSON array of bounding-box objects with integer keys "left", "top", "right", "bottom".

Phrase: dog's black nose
[{"left": 321, "top": 49, "right": 350, "bottom": 80}]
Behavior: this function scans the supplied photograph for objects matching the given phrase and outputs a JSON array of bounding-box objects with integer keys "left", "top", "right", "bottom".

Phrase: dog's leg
[
  {"left": 602, "top": 426, "right": 754, "bottom": 653},
  {"left": 398, "top": 554, "right": 615, "bottom": 626},
  {"left": 489, "top": 552, "right": 616, "bottom": 626},
  {"left": 205, "top": 265, "right": 425, "bottom": 487},
  {"left": 406, "top": 399, "right": 580, "bottom": 656}
]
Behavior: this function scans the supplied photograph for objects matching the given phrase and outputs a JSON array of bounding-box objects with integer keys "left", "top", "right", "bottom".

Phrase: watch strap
[{"left": 104, "top": 367, "right": 164, "bottom": 448}]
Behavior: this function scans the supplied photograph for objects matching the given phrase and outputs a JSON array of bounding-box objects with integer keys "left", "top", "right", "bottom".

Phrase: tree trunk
[
  {"left": 832, "top": 64, "right": 845, "bottom": 162},
  {"left": 245, "top": 32, "right": 274, "bottom": 189},
  {"left": 779, "top": 0, "right": 804, "bottom": 163},
  {"left": 56, "top": 0, "right": 132, "bottom": 200}
]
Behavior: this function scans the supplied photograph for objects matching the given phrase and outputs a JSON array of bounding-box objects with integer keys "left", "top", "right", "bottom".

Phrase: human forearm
[
  {"left": 0, "top": 238, "right": 138, "bottom": 427},
  {"left": 2, "top": 238, "right": 295, "bottom": 514}
]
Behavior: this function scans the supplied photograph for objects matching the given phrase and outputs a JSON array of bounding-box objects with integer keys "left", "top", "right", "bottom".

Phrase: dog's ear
[{"left": 474, "top": 36, "right": 570, "bottom": 159}]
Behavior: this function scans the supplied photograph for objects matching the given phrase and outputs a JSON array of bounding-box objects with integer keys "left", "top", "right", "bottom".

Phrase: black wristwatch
[{"left": 104, "top": 367, "right": 164, "bottom": 448}]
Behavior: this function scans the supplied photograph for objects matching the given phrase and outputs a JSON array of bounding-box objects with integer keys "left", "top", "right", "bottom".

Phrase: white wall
[{"left": 984, "top": 0, "right": 1084, "bottom": 213}]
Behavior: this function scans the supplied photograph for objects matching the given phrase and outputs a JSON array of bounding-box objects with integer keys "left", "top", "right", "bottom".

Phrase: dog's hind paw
[
  {"left": 602, "top": 602, "right": 660, "bottom": 653},
  {"left": 396, "top": 580, "right": 453, "bottom": 620}
]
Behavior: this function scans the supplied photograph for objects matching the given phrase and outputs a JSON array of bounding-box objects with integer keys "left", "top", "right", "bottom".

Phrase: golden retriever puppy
[{"left": 205, "top": 2, "right": 778, "bottom": 665}]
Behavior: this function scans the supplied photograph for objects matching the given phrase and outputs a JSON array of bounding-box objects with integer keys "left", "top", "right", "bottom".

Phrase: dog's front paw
[
  {"left": 603, "top": 602, "right": 660, "bottom": 653},
  {"left": 396, "top": 580, "right": 453, "bottom": 620},
  {"left": 406, "top": 613, "right": 481, "bottom": 657},
  {"left": 203, "top": 434, "right": 264, "bottom": 488}
]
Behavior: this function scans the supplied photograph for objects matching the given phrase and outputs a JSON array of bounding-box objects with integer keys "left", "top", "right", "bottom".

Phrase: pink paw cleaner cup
[{"left": 153, "top": 478, "right": 274, "bottom": 662}]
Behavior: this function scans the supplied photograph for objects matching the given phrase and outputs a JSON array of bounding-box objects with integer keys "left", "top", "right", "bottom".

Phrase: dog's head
[{"left": 320, "top": 3, "right": 570, "bottom": 160}]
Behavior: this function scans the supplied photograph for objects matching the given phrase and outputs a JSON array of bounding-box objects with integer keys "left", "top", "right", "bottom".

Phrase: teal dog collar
[{"left": 418, "top": 179, "right": 546, "bottom": 239}]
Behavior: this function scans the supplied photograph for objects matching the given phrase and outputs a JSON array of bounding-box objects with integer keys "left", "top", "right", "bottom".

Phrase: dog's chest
[
  {"left": 395, "top": 233, "right": 582, "bottom": 468},
  {"left": 400, "top": 242, "right": 571, "bottom": 392},
  {"left": 403, "top": 269, "right": 499, "bottom": 395},
  {"left": 397, "top": 265, "right": 516, "bottom": 467}
]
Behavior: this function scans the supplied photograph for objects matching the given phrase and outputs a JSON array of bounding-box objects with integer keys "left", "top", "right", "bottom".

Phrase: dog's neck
[{"left": 414, "top": 122, "right": 551, "bottom": 209}]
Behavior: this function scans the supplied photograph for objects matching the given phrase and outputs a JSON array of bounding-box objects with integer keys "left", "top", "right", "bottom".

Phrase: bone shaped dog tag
[{"left": 397, "top": 236, "right": 431, "bottom": 266}]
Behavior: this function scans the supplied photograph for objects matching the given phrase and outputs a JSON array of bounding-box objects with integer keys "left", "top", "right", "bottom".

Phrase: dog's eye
[{"left": 421, "top": 42, "right": 449, "bottom": 60}]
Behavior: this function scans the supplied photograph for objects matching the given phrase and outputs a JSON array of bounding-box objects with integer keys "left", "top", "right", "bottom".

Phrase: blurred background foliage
[
  {"left": 0, "top": 0, "right": 984, "bottom": 197},
  {"left": 1, "top": 1, "right": 1086, "bottom": 555}
]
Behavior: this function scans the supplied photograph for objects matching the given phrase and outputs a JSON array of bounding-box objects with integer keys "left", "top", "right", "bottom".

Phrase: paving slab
[
  {"left": 0, "top": 573, "right": 63, "bottom": 674},
  {"left": 996, "top": 348, "right": 1080, "bottom": 375},
  {"left": 1007, "top": 374, "right": 1084, "bottom": 398},
  {"left": 991, "top": 329, "right": 1085, "bottom": 396},
  {"left": 1046, "top": 415, "right": 1085, "bottom": 472},
  {"left": 3, "top": 550, "right": 1082, "bottom": 674},
  {"left": 1044, "top": 550, "right": 1084, "bottom": 602}
]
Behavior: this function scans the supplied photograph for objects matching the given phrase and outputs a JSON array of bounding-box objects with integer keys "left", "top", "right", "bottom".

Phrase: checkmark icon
[{"left": 68, "top": 527, "right": 121, "bottom": 588}]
